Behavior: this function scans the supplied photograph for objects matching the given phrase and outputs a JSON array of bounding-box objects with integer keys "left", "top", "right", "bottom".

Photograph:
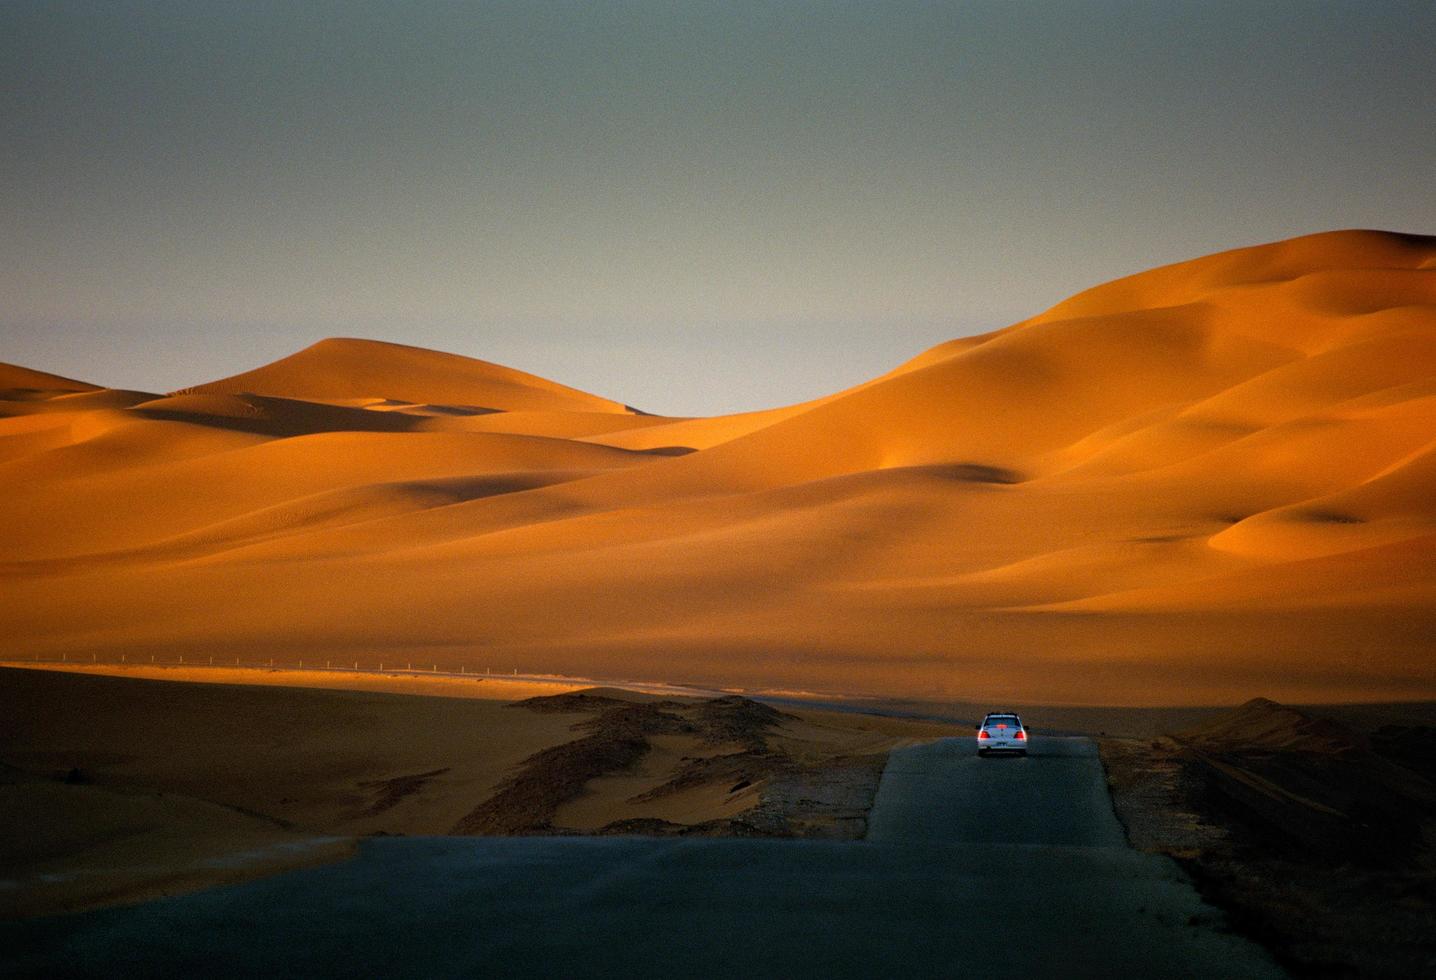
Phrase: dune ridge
[
  {"left": 0, "top": 362, "right": 101, "bottom": 395},
  {"left": 180, "top": 336, "right": 632, "bottom": 415},
  {"left": 1, "top": 230, "right": 1433, "bottom": 704}
]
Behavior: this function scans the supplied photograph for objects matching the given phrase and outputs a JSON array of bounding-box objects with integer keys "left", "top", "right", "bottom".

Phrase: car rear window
[{"left": 986, "top": 717, "right": 1018, "bottom": 727}]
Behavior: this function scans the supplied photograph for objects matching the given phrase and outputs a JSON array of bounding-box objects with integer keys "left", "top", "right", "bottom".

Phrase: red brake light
[
  {"left": 978, "top": 730, "right": 990, "bottom": 739},
  {"left": 1015, "top": 730, "right": 1026, "bottom": 740}
]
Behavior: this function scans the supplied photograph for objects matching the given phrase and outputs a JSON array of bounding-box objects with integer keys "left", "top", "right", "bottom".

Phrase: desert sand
[
  {"left": 2, "top": 230, "right": 1434, "bottom": 704},
  {"left": 1, "top": 666, "right": 953, "bottom": 917}
]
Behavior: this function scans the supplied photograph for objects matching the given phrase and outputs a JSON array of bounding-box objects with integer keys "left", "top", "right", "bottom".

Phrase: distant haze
[{"left": 3, "top": 1, "right": 1433, "bottom": 415}]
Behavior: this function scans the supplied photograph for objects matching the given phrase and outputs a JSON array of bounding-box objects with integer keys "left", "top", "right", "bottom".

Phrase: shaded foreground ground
[
  {"left": 8, "top": 664, "right": 1432, "bottom": 976},
  {"left": 1100, "top": 699, "right": 1436, "bottom": 978},
  {"left": 0, "top": 666, "right": 953, "bottom": 917},
  {"left": 1, "top": 737, "right": 1284, "bottom": 979}
]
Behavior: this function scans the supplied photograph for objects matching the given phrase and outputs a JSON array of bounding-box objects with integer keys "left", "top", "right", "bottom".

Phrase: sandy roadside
[{"left": 1, "top": 665, "right": 960, "bottom": 918}]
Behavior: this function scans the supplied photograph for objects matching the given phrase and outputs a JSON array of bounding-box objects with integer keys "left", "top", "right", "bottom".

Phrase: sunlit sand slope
[
  {"left": 183, "top": 336, "right": 632, "bottom": 414},
  {"left": 2, "top": 230, "right": 1432, "bottom": 704},
  {"left": 0, "top": 362, "right": 101, "bottom": 394}
]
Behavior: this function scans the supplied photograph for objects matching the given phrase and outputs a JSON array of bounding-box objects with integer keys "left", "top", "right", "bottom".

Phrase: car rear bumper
[{"left": 977, "top": 742, "right": 1026, "bottom": 753}]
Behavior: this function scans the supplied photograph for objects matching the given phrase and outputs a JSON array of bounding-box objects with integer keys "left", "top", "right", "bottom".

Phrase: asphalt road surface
[{"left": 2, "top": 737, "right": 1286, "bottom": 978}]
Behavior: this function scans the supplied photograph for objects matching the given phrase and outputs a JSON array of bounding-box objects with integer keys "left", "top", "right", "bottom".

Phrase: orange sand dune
[
  {"left": 2, "top": 230, "right": 1433, "bottom": 705},
  {"left": 183, "top": 336, "right": 631, "bottom": 415},
  {"left": 0, "top": 362, "right": 101, "bottom": 394}
]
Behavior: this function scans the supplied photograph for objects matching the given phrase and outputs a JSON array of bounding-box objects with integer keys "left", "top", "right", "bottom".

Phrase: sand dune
[
  {"left": 1, "top": 230, "right": 1433, "bottom": 704},
  {"left": 182, "top": 336, "right": 632, "bottom": 415},
  {"left": 0, "top": 362, "right": 101, "bottom": 395}
]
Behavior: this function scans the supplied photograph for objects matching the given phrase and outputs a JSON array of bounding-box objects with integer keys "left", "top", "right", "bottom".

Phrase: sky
[{"left": 2, "top": 1, "right": 1433, "bottom": 416}]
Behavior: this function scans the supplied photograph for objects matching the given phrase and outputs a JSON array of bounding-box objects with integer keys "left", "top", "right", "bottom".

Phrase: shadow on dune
[
  {"left": 935, "top": 462, "right": 1026, "bottom": 484},
  {"left": 132, "top": 395, "right": 434, "bottom": 437}
]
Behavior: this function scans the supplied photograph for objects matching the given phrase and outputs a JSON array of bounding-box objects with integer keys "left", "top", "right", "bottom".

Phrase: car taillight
[
  {"left": 978, "top": 730, "right": 990, "bottom": 739},
  {"left": 1015, "top": 730, "right": 1026, "bottom": 740}
]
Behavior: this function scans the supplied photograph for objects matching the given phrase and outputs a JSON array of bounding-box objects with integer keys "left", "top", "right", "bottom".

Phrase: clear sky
[{"left": 3, "top": 1, "right": 1433, "bottom": 416}]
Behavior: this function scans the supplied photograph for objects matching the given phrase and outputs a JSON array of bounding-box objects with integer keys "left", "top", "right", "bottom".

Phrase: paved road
[
  {"left": 869, "top": 734, "right": 1128, "bottom": 846},
  {"left": 2, "top": 737, "right": 1285, "bottom": 978}
]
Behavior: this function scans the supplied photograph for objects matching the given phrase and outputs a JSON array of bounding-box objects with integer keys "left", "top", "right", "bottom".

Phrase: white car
[{"left": 977, "top": 712, "right": 1028, "bottom": 756}]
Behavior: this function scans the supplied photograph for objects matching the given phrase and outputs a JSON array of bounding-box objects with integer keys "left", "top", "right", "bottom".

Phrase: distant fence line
[{"left": 15, "top": 653, "right": 525, "bottom": 677}]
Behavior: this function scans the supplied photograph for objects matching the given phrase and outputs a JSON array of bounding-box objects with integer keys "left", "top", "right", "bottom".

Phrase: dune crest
[
  {"left": 2, "top": 230, "right": 1433, "bottom": 705},
  {"left": 0, "top": 362, "right": 100, "bottom": 395},
  {"left": 181, "top": 336, "right": 632, "bottom": 415}
]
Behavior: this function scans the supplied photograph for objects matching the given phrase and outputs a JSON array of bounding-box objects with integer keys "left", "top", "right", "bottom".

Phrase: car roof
[{"left": 983, "top": 711, "right": 1021, "bottom": 719}]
